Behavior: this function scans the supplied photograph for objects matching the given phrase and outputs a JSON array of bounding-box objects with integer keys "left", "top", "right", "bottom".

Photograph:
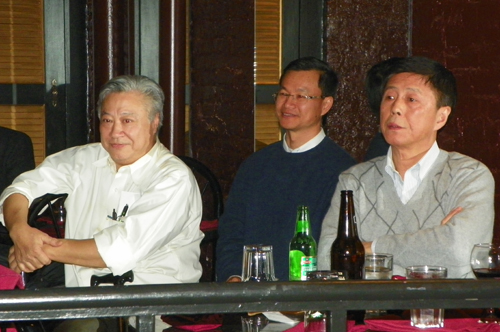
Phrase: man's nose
[
  {"left": 110, "top": 122, "right": 123, "bottom": 136},
  {"left": 390, "top": 99, "right": 403, "bottom": 116},
  {"left": 283, "top": 94, "right": 298, "bottom": 106}
]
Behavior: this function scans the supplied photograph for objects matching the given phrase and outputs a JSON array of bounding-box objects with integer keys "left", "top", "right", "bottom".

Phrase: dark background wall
[
  {"left": 189, "top": 0, "right": 500, "bottom": 239},
  {"left": 412, "top": 1, "right": 500, "bottom": 241},
  {"left": 190, "top": 0, "right": 255, "bottom": 195},
  {"left": 324, "top": 1, "right": 410, "bottom": 161}
]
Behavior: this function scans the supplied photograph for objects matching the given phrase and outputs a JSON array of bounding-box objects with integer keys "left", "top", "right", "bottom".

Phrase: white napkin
[{"left": 263, "top": 311, "right": 299, "bottom": 325}]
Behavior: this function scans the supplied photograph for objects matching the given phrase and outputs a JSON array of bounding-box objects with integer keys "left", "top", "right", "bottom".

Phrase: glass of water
[
  {"left": 406, "top": 265, "right": 447, "bottom": 328},
  {"left": 363, "top": 253, "right": 393, "bottom": 280},
  {"left": 363, "top": 253, "right": 393, "bottom": 319}
]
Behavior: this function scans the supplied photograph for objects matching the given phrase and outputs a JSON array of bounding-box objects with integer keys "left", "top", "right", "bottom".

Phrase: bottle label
[
  {"left": 300, "top": 256, "right": 317, "bottom": 280},
  {"left": 290, "top": 251, "right": 317, "bottom": 281}
]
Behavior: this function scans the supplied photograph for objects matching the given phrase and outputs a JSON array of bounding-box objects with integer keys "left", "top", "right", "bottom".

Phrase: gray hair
[{"left": 97, "top": 75, "right": 165, "bottom": 130}]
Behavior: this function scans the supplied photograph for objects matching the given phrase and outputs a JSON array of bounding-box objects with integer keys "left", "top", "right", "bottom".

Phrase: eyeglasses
[{"left": 272, "top": 92, "right": 324, "bottom": 103}]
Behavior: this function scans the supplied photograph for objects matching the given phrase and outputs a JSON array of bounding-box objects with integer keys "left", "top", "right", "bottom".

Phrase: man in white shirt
[
  {"left": 318, "top": 56, "right": 494, "bottom": 278},
  {"left": 1, "top": 75, "right": 203, "bottom": 331},
  {"left": 0, "top": 75, "right": 203, "bottom": 286}
]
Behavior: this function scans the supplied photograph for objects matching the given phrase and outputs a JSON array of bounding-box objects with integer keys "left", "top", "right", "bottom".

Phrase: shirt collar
[
  {"left": 385, "top": 141, "right": 440, "bottom": 180},
  {"left": 282, "top": 129, "right": 325, "bottom": 153}
]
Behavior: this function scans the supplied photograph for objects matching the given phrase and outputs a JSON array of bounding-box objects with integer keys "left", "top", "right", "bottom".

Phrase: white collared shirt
[
  {"left": 0, "top": 140, "right": 203, "bottom": 287},
  {"left": 283, "top": 129, "right": 326, "bottom": 153},
  {"left": 385, "top": 141, "right": 440, "bottom": 204}
]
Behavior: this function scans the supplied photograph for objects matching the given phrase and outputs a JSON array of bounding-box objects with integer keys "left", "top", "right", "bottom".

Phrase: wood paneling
[
  {"left": 0, "top": 0, "right": 44, "bottom": 84},
  {"left": 255, "top": 103, "right": 280, "bottom": 150},
  {"left": 255, "top": 0, "right": 281, "bottom": 85}
]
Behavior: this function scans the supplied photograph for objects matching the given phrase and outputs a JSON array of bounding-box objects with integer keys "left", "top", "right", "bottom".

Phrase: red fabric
[
  {"left": 283, "top": 319, "right": 500, "bottom": 332},
  {"left": 162, "top": 314, "right": 223, "bottom": 331},
  {"left": 349, "top": 319, "right": 500, "bottom": 332},
  {"left": 175, "top": 324, "right": 222, "bottom": 331},
  {"left": 286, "top": 322, "right": 304, "bottom": 332},
  {"left": 0, "top": 265, "right": 24, "bottom": 290},
  {"left": 200, "top": 219, "right": 218, "bottom": 232}
]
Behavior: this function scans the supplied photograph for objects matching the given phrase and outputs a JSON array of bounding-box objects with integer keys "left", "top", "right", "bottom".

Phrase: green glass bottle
[{"left": 289, "top": 205, "right": 317, "bottom": 281}]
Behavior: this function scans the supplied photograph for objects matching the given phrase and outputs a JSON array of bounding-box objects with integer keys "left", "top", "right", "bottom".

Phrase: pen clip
[{"left": 118, "top": 204, "right": 129, "bottom": 222}]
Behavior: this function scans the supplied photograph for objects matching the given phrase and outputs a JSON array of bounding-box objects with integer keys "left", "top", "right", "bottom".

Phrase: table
[{"left": 1, "top": 279, "right": 500, "bottom": 332}]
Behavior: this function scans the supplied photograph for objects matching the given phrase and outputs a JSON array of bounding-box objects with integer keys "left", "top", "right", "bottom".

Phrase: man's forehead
[
  {"left": 280, "top": 70, "right": 321, "bottom": 90},
  {"left": 101, "top": 110, "right": 139, "bottom": 117}
]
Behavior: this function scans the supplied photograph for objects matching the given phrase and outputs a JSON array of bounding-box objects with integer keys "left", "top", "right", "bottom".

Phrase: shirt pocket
[{"left": 117, "top": 191, "right": 141, "bottom": 220}]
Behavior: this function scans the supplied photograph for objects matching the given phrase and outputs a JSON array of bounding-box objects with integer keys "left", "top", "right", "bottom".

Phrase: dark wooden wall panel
[
  {"left": 412, "top": 0, "right": 500, "bottom": 241},
  {"left": 323, "top": 1, "right": 410, "bottom": 161},
  {"left": 189, "top": 0, "right": 255, "bottom": 196}
]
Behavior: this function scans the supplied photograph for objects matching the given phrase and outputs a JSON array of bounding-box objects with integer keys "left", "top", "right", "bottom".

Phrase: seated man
[
  {"left": 363, "top": 58, "right": 403, "bottom": 161},
  {"left": 216, "top": 57, "right": 356, "bottom": 281},
  {"left": 0, "top": 126, "right": 35, "bottom": 267},
  {"left": 0, "top": 75, "right": 203, "bottom": 330},
  {"left": 0, "top": 126, "right": 35, "bottom": 194},
  {"left": 318, "top": 56, "right": 494, "bottom": 278}
]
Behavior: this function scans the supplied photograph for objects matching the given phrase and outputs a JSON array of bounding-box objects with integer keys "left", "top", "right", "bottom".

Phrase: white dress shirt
[
  {"left": 283, "top": 129, "right": 326, "bottom": 153},
  {"left": 0, "top": 140, "right": 203, "bottom": 287},
  {"left": 385, "top": 141, "right": 440, "bottom": 204}
]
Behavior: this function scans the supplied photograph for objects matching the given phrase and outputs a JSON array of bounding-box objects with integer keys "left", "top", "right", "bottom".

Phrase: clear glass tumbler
[
  {"left": 241, "top": 244, "right": 277, "bottom": 282},
  {"left": 406, "top": 265, "right": 447, "bottom": 328}
]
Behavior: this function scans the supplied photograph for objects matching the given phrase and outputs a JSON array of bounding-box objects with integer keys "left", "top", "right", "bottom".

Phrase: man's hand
[
  {"left": 363, "top": 241, "right": 373, "bottom": 254},
  {"left": 8, "top": 224, "right": 61, "bottom": 273},
  {"left": 227, "top": 276, "right": 242, "bottom": 283},
  {"left": 441, "top": 207, "right": 463, "bottom": 225}
]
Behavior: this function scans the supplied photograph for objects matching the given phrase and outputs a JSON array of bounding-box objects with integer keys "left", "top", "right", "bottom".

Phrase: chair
[{"left": 178, "top": 156, "right": 224, "bottom": 282}]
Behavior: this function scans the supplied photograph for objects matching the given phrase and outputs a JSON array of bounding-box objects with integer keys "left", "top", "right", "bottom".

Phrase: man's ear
[
  {"left": 321, "top": 96, "right": 334, "bottom": 116},
  {"left": 435, "top": 106, "right": 451, "bottom": 131},
  {"left": 151, "top": 114, "right": 160, "bottom": 134}
]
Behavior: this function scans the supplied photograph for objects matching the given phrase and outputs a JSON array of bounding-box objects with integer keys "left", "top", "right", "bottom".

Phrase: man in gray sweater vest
[{"left": 318, "top": 56, "right": 494, "bottom": 278}]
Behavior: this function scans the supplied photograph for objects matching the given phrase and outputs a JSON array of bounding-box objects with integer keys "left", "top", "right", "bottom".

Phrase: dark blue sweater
[{"left": 216, "top": 137, "right": 356, "bottom": 281}]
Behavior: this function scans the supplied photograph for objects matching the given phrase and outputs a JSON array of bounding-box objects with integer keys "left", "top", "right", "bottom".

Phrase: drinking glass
[
  {"left": 470, "top": 243, "right": 500, "bottom": 324},
  {"left": 363, "top": 253, "right": 393, "bottom": 319},
  {"left": 241, "top": 244, "right": 277, "bottom": 282},
  {"left": 406, "top": 265, "right": 447, "bottom": 328},
  {"left": 241, "top": 314, "right": 269, "bottom": 332},
  {"left": 304, "top": 270, "right": 347, "bottom": 332},
  {"left": 363, "top": 253, "right": 393, "bottom": 280}
]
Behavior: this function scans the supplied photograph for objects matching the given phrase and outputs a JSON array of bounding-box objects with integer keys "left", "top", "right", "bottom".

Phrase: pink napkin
[
  {"left": 162, "top": 314, "right": 223, "bottom": 331},
  {"left": 175, "top": 324, "right": 222, "bottom": 331},
  {"left": 285, "top": 322, "right": 304, "bottom": 332},
  {"left": 348, "top": 319, "right": 500, "bottom": 332},
  {"left": 0, "top": 265, "right": 24, "bottom": 290}
]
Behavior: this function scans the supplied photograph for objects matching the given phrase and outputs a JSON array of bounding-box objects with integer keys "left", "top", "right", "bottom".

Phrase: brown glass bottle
[{"left": 330, "top": 190, "right": 365, "bottom": 280}]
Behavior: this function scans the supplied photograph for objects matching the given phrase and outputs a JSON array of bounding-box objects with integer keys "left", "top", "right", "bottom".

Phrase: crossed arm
[
  {"left": 4, "top": 193, "right": 106, "bottom": 274},
  {"left": 361, "top": 206, "right": 464, "bottom": 254}
]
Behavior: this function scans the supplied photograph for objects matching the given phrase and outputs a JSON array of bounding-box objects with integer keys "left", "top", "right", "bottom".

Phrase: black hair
[
  {"left": 365, "top": 57, "right": 404, "bottom": 116},
  {"left": 280, "top": 57, "right": 339, "bottom": 98},
  {"left": 382, "top": 56, "right": 457, "bottom": 113}
]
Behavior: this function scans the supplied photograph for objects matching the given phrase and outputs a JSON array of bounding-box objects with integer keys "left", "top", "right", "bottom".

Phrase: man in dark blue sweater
[{"left": 216, "top": 57, "right": 356, "bottom": 281}]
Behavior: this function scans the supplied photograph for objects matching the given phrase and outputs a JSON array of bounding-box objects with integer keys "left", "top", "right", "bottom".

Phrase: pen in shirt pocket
[
  {"left": 108, "top": 209, "right": 118, "bottom": 220},
  {"left": 118, "top": 204, "right": 129, "bottom": 222},
  {"left": 108, "top": 204, "right": 128, "bottom": 221}
]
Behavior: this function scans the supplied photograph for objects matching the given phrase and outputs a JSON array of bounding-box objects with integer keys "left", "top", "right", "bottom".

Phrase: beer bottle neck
[
  {"left": 295, "top": 219, "right": 311, "bottom": 234},
  {"left": 337, "top": 191, "right": 359, "bottom": 238},
  {"left": 295, "top": 206, "right": 311, "bottom": 235}
]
